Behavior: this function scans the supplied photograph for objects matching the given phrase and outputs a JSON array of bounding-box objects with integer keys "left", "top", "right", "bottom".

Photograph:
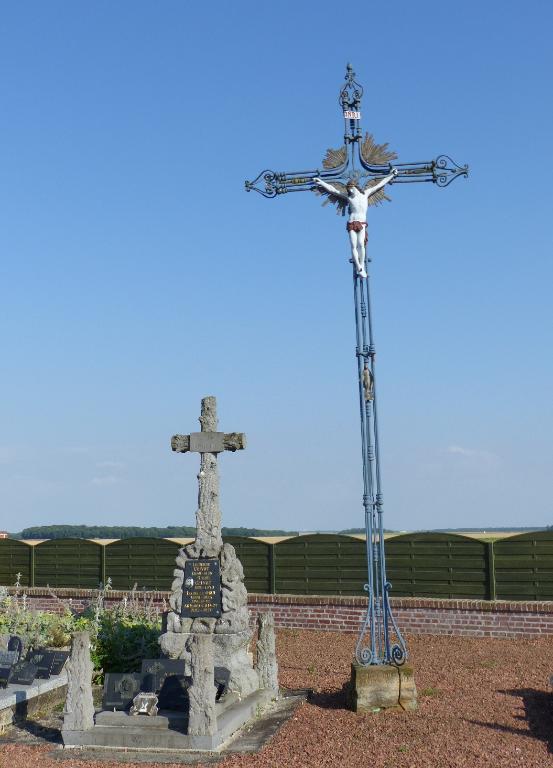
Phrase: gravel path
[{"left": 1, "top": 629, "right": 552, "bottom": 767}]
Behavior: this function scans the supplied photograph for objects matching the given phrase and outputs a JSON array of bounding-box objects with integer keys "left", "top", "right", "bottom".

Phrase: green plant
[
  {"left": 0, "top": 578, "right": 162, "bottom": 683},
  {"left": 90, "top": 610, "right": 161, "bottom": 682},
  {"left": 420, "top": 686, "right": 440, "bottom": 697}
]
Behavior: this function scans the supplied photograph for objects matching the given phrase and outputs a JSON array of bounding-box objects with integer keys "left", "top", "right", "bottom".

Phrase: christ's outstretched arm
[
  {"left": 364, "top": 168, "right": 397, "bottom": 200},
  {"left": 313, "top": 177, "right": 349, "bottom": 200}
]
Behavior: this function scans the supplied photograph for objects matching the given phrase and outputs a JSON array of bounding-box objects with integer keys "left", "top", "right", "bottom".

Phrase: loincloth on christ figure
[{"left": 346, "top": 220, "right": 368, "bottom": 245}]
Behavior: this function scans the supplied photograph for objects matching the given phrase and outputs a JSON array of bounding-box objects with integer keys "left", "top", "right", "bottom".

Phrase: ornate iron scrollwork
[
  {"left": 244, "top": 170, "right": 279, "bottom": 198},
  {"left": 433, "top": 155, "right": 469, "bottom": 187}
]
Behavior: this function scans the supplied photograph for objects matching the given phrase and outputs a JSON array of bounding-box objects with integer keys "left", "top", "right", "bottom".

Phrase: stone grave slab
[{"left": 63, "top": 687, "right": 275, "bottom": 751}]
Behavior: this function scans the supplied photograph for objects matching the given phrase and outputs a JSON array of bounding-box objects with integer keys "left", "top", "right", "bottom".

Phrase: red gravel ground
[{"left": 1, "top": 629, "right": 552, "bottom": 767}]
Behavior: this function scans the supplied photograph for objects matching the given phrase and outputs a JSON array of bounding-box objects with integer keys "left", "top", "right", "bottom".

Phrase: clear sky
[{"left": 1, "top": 1, "right": 552, "bottom": 533}]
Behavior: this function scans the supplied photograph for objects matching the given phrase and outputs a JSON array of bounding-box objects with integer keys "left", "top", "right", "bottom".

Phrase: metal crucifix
[{"left": 245, "top": 64, "right": 468, "bottom": 667}]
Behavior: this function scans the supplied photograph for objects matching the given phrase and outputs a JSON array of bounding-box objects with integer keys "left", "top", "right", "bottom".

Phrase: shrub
[{"left": 0, "top": 580, "right": 163, "bottom": 682}]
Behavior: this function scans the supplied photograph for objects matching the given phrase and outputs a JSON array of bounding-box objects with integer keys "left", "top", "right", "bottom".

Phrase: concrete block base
[
  {"left": 62, "top": 687, "right": 275, "bottom": 752},
  {"left": 0, "top": 672, "right": 68, "bottom": 733},
  {"left": 347, "top": 663, "right": 417, "bottom": 713}
]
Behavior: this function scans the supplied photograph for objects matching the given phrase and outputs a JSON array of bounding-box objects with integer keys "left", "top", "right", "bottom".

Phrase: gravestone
[
  {"left": 159, "top": 396, "right": 259, "bottom": 698},
  {"left": 9, "top": 661, "right": 38, "bottom": 686},
  {"left": 27, "top": 649, "right": 56, "bottom": 679},
  {"left": 50, "top": 650, "right": 70, "bottom": 675},
  {"left": 0, "top": 664, "right": 11, "bottom": 688},
  {"left": 103, "top": 673, "right": 142, "bottom": 710},
  {"left": 0, "top": 650, "right": 18, "bottom": 666},
  {"left": 7, "top": 636, "right": 23, "bottom": 662},
  {"left": 140, "top": 659, "right": 187, "bottom": 694}
]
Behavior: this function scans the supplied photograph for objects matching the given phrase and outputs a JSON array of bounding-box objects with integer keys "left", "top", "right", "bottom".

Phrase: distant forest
[
  {"left": 11, "top": 525, "right": 299, "bottom": 540},
  {"left": 9, "top": 524, "right": 546, "bottom": 540}
]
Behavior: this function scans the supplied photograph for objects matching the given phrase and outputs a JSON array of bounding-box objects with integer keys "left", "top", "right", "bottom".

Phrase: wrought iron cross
[{"left": 245, "top": 64, "right": 468, "bottom": 667}]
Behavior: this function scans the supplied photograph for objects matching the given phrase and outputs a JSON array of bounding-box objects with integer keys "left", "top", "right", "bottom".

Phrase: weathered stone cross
[{"left": 171, "top": 396, "right": 246, "bottom": 557}]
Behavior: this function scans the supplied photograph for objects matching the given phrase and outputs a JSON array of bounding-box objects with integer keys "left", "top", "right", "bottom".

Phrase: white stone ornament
[{"left": 314, "top": 170, "right": 397, "bottom": 278}]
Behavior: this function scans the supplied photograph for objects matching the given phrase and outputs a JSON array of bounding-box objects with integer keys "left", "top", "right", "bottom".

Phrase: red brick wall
[{"left": 6, "top": 587, "right": 553, "bottom": 639}]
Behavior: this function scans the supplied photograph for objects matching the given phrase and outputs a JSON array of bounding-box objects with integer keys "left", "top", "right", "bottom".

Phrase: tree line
[{"left": 11, "top": 525, "right": 298, "bottom": 540}]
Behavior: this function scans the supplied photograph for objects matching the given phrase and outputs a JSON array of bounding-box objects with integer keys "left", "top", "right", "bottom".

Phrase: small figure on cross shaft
[{"left": 314, "top": 169, "right": 397, "bottom": 278}]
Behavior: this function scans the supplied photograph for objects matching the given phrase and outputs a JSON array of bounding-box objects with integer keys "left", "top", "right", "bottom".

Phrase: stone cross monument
[{"left": 159, "top": 396, "right": 259, "bottom": 697}]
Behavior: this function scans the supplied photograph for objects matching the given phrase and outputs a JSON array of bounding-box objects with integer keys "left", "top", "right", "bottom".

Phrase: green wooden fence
[
  {"left": 1, "top": 532, "right": 553, "bottom": 600},
  {"left": 33, "top": 539, "right": 103, "bottom": 589},
  {"left": 494, "top": 530, "right": 553, "bottom": 600},
  {"left": 385, "top": 533, "right": 489, "bottom": 599}
]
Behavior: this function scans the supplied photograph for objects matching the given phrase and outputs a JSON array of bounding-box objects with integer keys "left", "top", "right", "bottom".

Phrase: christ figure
[{"left": 314, "top": 169, "right": 397, "bottom": 278}]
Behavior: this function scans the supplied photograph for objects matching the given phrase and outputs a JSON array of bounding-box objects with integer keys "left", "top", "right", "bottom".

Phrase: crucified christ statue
[{"left": 314, "top": 169, "right": 397, "bottom": 278}]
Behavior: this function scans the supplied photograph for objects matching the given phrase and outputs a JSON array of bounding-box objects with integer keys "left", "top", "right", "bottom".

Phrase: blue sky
[{"left": 1, "top": 1, "right": 552, "bottom": 532}]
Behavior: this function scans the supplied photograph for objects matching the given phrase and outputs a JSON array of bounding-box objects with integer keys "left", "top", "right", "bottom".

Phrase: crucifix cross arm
[
  {"left": 245, "top": 65, "right": 468, "bottom": 199},
  {"left": 171, "top": 431, "right": 246, "bottom": 454},
  {"left": 171, "top": 396, "right": 246, "bottom": 455}
]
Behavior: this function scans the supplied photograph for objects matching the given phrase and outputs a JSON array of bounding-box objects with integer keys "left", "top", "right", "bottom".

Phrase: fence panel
[
  {"left": 0, "top": 539, "right": 31, "bottom": 587},
  {"left": 495, "top": 531, "right": 553, "bottom": 600},
  {"left": 105, "top": 538, "right": 180, "bottom": 591},
  {"left": 274, "top": 534, "right": 367, "bottom": 595},
  {"left": 34, "top": 539, "right": 102, "bottom": 589},
  {"left": 223, "top": 536, "right": 271, "bottom": 594},
  {"left": 385, "top": 533, "right": 489, "bottom": 599}
]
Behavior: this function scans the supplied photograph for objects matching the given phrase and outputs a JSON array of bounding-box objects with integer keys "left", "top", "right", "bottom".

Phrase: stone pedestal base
[
  {"left": 347, "top": 663, "right": 417, "bottom": 713},
  {"left": 62, "top": 688, "right": 275, "bottom": 752},
  {"left": 159, "top": 629, "right": 259, "bottom": 698}
]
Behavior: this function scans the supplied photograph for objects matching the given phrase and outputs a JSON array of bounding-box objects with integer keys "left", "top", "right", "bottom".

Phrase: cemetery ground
[{"left": 0, "top": 630, "right": 552, "bottom": 768}]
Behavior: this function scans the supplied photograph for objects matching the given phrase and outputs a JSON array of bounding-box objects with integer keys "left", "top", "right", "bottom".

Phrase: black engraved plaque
[
  {"left": 27, "top": 650, "right": 56, "bottom": 679},
  {"left": 102, "top": 672, "right": 142, "bottom": 710},
  {"left": 50, "top": 650, "right": 70, "bottom": 675},
  {"left": 0, "top": 664, "right": 12, "bottom": 688},
  {"left": 180, "top": 559, "right": 222, "bottom": 618},
  {"left": 9, "top": 661, "right": 37, "bottom": 686},
  {"left": 158, "top": 674, "right": 191, "bottom": 710},
  {"left": 0, "top": 650, "right": 18, "bottom": 667},
  {"left": 140, "top": 659, "right": 186, "bottom": 695}
]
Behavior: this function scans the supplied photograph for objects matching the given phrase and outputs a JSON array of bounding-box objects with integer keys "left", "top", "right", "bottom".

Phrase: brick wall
[{"left": 5, "top": 587, "right": 553, "bottom": 639}]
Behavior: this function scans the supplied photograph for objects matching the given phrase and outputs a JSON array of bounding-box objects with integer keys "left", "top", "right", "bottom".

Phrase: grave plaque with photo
[
  {"left": 27, "top": 650, "right": 56, "bottom": 679},
  {"left": 9, "top": 661, "right": 38, "bottom": 686},
  {"left": 180, "top": 559, "right": 222, "bottom": 618},
  {"left": 102, "top": 672, "right": 142, "bottom": 710}
]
